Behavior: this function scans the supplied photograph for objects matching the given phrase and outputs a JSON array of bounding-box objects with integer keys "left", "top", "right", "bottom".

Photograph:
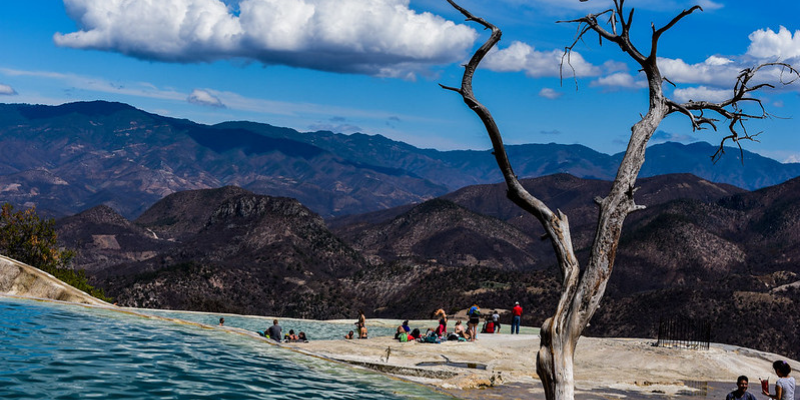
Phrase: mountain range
[
  {"left": 1, "top": 101, "right": 798, "bottom": 220},
  {"left": 3, "top": 100, "right": 800, "bottom": 359},
  {"left": 53, "top": 172, "right": 800, "bottom": 360}
]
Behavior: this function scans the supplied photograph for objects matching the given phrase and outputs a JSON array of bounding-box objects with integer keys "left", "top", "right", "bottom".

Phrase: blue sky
[{"left": 0, "top": 0, "right": 798, "bottom": 162}]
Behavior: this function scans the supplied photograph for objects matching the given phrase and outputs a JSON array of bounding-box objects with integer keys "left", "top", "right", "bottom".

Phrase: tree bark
[{"left": 442, "top": 1, "right": 796, "bottom": 399}]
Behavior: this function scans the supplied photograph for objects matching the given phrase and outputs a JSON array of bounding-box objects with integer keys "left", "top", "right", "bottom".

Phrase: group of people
[
  {"left": 727, "top": 361, "right": 794, "bottom": 400},
  {"left": 241, "top": 303, "right": 524, "bottom": 344},
  {"left": 387, "top": 302, "right": 524, "bottom": 343},
  {"left": 263, "top": 319, "right": 309, "bottom": 343}
]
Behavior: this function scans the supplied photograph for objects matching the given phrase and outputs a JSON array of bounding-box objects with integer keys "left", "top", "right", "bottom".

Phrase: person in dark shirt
[
  {"left": 266, "top": 319, "right": 282, "bottom": 342},
  {"left": 727, "top": 375, "right": 757, "bottom": 400}
]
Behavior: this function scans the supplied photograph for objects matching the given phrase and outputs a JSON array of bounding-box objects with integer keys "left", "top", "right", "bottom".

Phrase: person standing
[
  {"left": 491, "top": 310, "right": 500, "bottom": 333},
  {"left": 266, "top": 319, "right": 282, "bottom": 342},
  {"left": 727, "top": 376, "right": 757, "bottom": 400},
  {"left": 763, "top": 360, "right": 795, "bottom": 400},
  {"left": 511, "top": 301, "right": 523, "bottom": 334},
  {"left": 467, "top": 304, "right": 480, "bottom": 341}
]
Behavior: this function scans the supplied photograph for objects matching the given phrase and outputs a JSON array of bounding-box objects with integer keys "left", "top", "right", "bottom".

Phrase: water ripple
[{"left": 0, "top": 298, "right": 453, "bottom": 400}]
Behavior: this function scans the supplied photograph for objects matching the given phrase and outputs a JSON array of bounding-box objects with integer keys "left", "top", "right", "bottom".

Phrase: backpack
[
  {"left": 469, "top": 306, "right": 481, "bottom": 318},
  {"left": 423, "top": 334, "right": 440, "bottom": 343}
]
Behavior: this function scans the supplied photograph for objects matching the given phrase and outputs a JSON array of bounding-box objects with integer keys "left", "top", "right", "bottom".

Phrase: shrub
[{"left": 0, "top": 203, "right": 111, "bottom": 302}]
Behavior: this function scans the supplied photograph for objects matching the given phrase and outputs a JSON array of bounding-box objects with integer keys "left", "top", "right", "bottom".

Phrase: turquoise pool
[{"left": 0, "top": 297, "right": 454, "bottom": 399}]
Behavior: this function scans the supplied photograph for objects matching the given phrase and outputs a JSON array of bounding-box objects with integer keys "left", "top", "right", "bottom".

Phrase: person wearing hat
[{"left": 511, "top": 301, "right": 523, "bottom": 334}]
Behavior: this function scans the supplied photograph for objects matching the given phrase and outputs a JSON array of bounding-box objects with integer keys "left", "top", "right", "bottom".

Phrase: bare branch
[
  {"left": 441, "top": 1, "right": 578, "bottom": 277},
  {"left": 650, "top": 6, "right": 702, "bottom": 58},
  {"left": 438, "top": 84, "right": 461, "bottom": 93},
  {"left": 667, "top": 62, "right": 800, "bottom": 162}
]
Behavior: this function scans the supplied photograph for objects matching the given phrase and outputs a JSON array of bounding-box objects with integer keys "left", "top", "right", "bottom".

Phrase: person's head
[
  {"left": 219, "top": 317, "right": 224, "bottom": 325},
  {"left": 736, "top": 376, "right": 749, "bottom": 392},
  {"left": 515, "top": 301, "right": 519, "bottom": 306},
  {"left": 455, "top": 320, "right": 462, "bottom": 326},
  {"left": 299, "top": 332, "right": 306, "bottom": 339},
  {"left": 348, "top": 330, "right": 354, "bottom": 336},
  {"left": 403, "top": 320, "right": 409, "bottom": 326},
  {"left": 289, "top": 329, "right": 294, "bottom": 335},
  {"left": 273, "top": 319, "right": 279, "bottom": 325},
  {"left": 773, "top": 360, "right": 792, "bottom": 377}
]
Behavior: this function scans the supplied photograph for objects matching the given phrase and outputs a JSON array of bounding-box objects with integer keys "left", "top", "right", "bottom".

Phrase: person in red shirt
[{"left": 511, "top": 302, "right": 523, "bottom": 334}]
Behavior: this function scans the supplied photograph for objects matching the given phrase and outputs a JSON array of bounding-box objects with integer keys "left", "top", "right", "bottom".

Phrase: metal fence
[{"left": 655, "top": 316, "right": 711, "bottom": 350}]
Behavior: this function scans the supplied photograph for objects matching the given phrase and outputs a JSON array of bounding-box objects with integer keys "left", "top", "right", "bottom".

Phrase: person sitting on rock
[
  {"left": 395, "top": 320, "right": 410, "bottom": 339},
  {"left": 482, "top": 316, "right": 495, "bottom": 334},
  {"left": 454, "top": 320, "right": 468, "bottom": 339}
]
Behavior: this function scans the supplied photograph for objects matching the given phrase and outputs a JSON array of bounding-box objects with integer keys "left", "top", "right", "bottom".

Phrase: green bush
[{"left": 0, "top": 203, "right": 111, "bottom": 302}]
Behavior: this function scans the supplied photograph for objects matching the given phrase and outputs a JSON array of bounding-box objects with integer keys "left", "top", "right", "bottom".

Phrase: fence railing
[{"left": 655, "top": 316, "right": 711, "bottom": 350}]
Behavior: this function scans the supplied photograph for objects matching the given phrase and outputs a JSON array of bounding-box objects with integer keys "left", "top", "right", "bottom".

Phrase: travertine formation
[{"left": 0, "top": 255, "right": 108, "bottom": 306}]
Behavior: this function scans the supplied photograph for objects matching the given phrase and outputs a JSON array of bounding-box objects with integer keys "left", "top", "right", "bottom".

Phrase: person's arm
[{"left": 764, "top": 381, "right": 783, "bottom": 399}]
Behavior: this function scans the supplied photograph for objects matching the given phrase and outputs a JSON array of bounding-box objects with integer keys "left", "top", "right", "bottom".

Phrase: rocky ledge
[{"left": 0, "top": 255, "right": 109, "bottom": 306}]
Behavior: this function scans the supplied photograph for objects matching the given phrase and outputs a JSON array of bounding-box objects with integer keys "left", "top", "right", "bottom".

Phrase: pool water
[
  {"left": 134, "top": 308, "right": 399, "bottom": 340},
  {"left": 0, "top": 297, "right": 454, "bottom": 400}
]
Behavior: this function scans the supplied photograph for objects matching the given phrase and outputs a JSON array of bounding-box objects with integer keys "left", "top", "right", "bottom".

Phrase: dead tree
[{"left": 440, "top": 1, "right": 799, "bottom": 400}]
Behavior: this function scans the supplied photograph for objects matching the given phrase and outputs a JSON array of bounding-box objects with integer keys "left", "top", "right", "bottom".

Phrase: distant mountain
[
  {"left": 2, "top": 101, "right": 798, "bottom": 221},
  {"left": 0, "top": 101, "right": 447, "bottom": 219}
]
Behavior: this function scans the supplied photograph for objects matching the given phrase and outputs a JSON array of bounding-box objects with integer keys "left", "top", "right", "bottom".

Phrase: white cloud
[
  {"left": 483, "top": 41, "right": 600, "bottom": 78},
  {"left": 671, "top": 86, "right": 731, "bottom": 103},
  {"left": 658, "top": 56, "right": 741, "bottom": 86},
  {"left": 188, "top": 89, "right": 225, "bottom": 108},
  {"left": 538, "top": 88, "right": 562, "bottom": 99},
  {"left": 1, "top": 68, "right": 186, "bottom": 101},
  {"left": 590, "top": 72, "right": 647, "bottom": 90},
  {"left": 0, "top": 84, "right": 17, "bottom": 95},
  {"left": 747, "top": 26, "right": 800, "bottom": 60},
  {"left": 54, "top": 0, "right": 478, "bottom": 77}
]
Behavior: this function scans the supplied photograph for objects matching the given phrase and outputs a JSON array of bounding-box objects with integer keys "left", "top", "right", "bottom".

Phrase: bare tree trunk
[{"left": 442, "top": 1, "right": 797, "bottom": 399}]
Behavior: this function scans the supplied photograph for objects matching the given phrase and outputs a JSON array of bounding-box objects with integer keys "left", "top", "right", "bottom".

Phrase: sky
[{"left": 0, "top": 0, "right": 798, "bottom": 162}]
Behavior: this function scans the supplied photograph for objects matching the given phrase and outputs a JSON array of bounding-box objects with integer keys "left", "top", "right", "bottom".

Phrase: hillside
[{"left": 54, "top": 173, "right": 800, "bottom": 360}]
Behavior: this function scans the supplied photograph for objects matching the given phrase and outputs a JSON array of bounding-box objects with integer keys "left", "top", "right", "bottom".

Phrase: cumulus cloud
[
  {"left": 483, "top": 41, "right": 600, "bottom": 78},
  {"left": 0, "top": 84, "right": 17, "bottom": 95},
  {"left": 188, "top": 89, "right": 225, "bottom": 108},
  {"left": 658, "top": 56, "right": 741, "bottom": 86},
  {"left": 747, "top": 26, "right": 800, "bottom": 60},
  {"left": 672, "top": 86, "right": 731, "bottom": 103},
  {"left": 538, "top": 88, "right": 562, "bottom": 99},
  {"left": 590, "top": 72, "right": 647, "bottom": 90},
  {"left": 54, "top": 0, "right": 477, "bottom": 78}
]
